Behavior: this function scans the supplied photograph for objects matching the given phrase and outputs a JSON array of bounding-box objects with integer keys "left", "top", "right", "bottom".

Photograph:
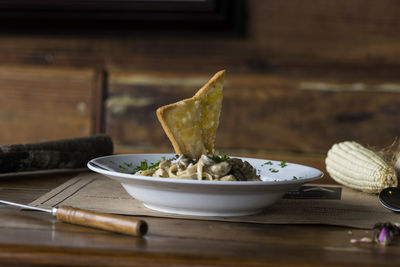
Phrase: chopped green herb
[
  {"left": 209, "top": 155, "right": 229, "bottom": 163},
  {"left": 133, "top": 160, "right": 150, "bottom": 172},
  {"left": 263, "top": 161, "right": 273, "bottom": 166},
  {"left": 124, "top": 162, "right": 133, "bottom": 167},
  {"left": 133, "top": 159, "right": 163, "bottom": 172},
  {"left": 279, "top": 161, "right": 287, "bottom": 168},
  {"left": 148, "top": 161, "right": 162, "bottom": 169},
  {"left": 119, "top": 165, "right": 126, "bottom": 170},
  {"left": 269, "top": 168, "right": 279, "bottom": 173},
  {"left": 292, "top": 176, "right": 298, "bottom": 180}
]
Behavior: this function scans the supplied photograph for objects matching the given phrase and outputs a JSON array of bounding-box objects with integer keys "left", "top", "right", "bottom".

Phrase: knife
[{"left": 0, "top": 200, "right": 148, "bottom": 237}]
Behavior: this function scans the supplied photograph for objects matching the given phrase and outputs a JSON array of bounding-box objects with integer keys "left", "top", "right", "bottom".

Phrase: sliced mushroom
[
  {"left": 200, "top": 155, "right": 215, "bottom": 166},
  {"left": 228, "top": 158, "right": 260, "bottom": 181},
  {"left": 209, "top": 161, "right": 231, "bottom": 177},
  {"left": 174, "top": 154, "right": 195, "bottom": 170}
]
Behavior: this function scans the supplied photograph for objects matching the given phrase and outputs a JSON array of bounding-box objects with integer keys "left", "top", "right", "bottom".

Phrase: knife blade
[{"left": 0, "top": 200, "right": 148, "bottom": 237}]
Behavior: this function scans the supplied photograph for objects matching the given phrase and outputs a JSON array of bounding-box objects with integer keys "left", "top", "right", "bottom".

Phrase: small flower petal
[{"left": 378, "top": 227, "right": 391, "bottom": 245}]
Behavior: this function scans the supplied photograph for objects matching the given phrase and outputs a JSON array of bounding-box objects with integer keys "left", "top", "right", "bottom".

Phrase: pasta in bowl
[
  {"left": 88, "top": 153, "right": 323, "bottom": 216},
  {"left": 134, "top": 154, "right": 261, "bottom": 181}
]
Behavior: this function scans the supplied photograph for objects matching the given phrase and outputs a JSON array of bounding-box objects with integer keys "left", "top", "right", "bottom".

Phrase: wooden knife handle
[{"left": 55, "top": 206, "right": 148, "bottom": 237}]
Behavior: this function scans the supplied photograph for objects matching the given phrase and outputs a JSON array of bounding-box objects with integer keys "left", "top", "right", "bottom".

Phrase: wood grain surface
[
  {"left": 106, "top": 70, "right": 400, "bottom": 154},
  {"left": 0, "top": 171, "right": 399, "bottom": 266},
  {"left": 0, "top": 0, "right": 399, "bottom": 70},
  {"left": 0, "top": 66, "right": 98, "bottom": 145},
  {"left": 0, "top": 0, "right": 399, "bottom": 157},
  {"left": 0, "top": 0, "right": 400, "bottom": 190}
]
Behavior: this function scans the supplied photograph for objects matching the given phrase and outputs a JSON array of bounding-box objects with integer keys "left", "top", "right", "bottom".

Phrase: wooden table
[{"left": 0, "top": 172, "right": 399, "bottom": 267}]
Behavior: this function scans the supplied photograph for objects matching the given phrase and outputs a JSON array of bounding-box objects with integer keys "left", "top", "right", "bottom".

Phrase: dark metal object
[{"left": 379, "top": 187, "right": 400, "bottom": 213}]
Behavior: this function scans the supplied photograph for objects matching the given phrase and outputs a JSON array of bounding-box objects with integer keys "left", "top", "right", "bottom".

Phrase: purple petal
[{"left": 378, "top": 227, "right": 390, "bottom": 245}]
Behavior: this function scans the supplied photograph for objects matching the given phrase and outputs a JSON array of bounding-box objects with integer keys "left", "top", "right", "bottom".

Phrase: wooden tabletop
[{"left": 0, "top": 172, "right": 399, "bottom": 267}]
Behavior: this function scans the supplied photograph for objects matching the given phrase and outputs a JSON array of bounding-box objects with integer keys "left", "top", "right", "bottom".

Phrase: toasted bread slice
[{"left": 157, "top": 70, "right": 225, "bottom": 159}]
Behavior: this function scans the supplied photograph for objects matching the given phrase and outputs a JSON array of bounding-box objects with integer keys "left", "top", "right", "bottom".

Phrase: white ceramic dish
[{"left": 87, "top": 154, "right": 323, "bottom": 217}]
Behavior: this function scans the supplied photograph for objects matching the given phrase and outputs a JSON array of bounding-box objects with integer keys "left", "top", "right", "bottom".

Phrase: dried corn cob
[
  {"left": 325, "top": 141, "right": 398, "bottom": 194},
  {"left": 394, "top": 151, "right": 400, "bottom": 180}
]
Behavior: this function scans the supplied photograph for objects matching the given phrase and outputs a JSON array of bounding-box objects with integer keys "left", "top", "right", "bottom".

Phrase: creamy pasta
[{"left": 134, "top": 154, "right": 260, "bottom": 181}]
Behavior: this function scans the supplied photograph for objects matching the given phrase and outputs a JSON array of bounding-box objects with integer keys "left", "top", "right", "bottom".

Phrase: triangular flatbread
[{"left": 156, "top": 70, "right": 225, "bottom": 159}]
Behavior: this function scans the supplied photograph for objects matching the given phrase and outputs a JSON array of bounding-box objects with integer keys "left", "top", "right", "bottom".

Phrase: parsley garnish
[
  {"left": 124, "top": 162, "right": 133, "bottom": 167},
  {"left": 148, "top": 161, "right": 162, "bottom": 169},
  {"left": 132, "top": 157, "right": 169, "bottom": 173},
  {"left": 269, "top": 168, "right": 279, "bottom": 173},
  {"left": 279, "top": 161, "right": 287, "bottom": 168},
  {"left": 133, "top": 161, "right": 148, "bottom": 172},
  {"left": 263, "top": 161, "right": 273, "bottom": 166},
  {"left": 209, "top": 155, "right": 229, "bottom": 163},
  {"left": 292, "top": 176, "right": 298, "bottom": 180},
  {"left": 133, "top": 160, "right": 161, "bottom": 172}
]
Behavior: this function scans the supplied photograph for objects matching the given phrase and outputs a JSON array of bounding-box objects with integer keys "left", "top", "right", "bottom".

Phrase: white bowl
[{"left": 87, "top": 154, "right": 323, "bottom": 217}]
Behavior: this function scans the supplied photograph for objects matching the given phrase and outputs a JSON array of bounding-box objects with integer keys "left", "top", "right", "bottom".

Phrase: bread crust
[{"left": 156, "top": 70, "right": 225, "bottom": 158}]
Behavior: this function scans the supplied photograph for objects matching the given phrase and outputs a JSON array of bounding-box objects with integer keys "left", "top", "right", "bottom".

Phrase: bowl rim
[{"left": 87, "top": 153, "right": 324, "bottom": 186}]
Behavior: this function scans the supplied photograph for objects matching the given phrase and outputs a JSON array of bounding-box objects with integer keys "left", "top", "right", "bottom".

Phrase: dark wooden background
[{"left": 1, "top": 0, "right": 399, "bottom": 180}]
